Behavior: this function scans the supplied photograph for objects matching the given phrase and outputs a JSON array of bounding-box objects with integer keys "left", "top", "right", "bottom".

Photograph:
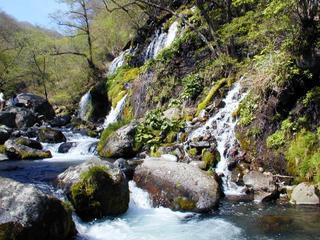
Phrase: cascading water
[
  {"left": 108, "top": 49, "right": 131, "bottom": 76},
  {"left": 78, "top": 91, "right": 92, "bottom": 121},
  {"left": 144, "top": 21, "right": 179, "bottom": 60},
  {"left": 188, "top": 81, "right": 247, "bottom": 196},
  {"left": 75, "top": 182, "right": 244, "bottom": 240},
  {"left": 103, "top": 95, "right": 128, "bottom": 129}
]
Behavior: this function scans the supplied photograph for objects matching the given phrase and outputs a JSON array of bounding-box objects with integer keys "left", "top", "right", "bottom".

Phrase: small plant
[{"left": 181, "top": 74, "right": 204, "bottom": 101}]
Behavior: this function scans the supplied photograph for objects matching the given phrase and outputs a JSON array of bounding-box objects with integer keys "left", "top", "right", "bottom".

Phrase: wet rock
[
  {"left": 198, "top": 110, "right": 209, "bottom": 122},
  {"left": 157, "top": 145, "right": 184, "bottom": 160},
  {"left": 49, "top": 115, "right": 72, "bottom": 128},
  {"left": 163, "top": 107, "right": 182, "bottom": 121},
  {"left": 161, "top": 154, "right": 178, "bottom": 162},
  {"left": 0, "top": 177, "right": 75, "bottom": 240},
  {"left": 58, "top": 142, "right": 77, "bottom": 153},
  {"left": 4, "top": 138, "right": 52, "bottom": 160},
  {"left": 16, "top": 93, "right": 55, "bottom": 120},
  {"left": 38, "top": 127, "right": 67, "bottom": 143},
  {"left": 58, "top": 159, "right": 129, "bottom": 222},
  {"left": 8, "top": 107, "right": 38, "bottom": 129},
  {"left": 99, "top": 122, "right": 137, "bottom": 158},
  {"left": 290, "top": 182, "right": 320, "bottom": 205},
  {"left": 0, "top": 126, "right": 12, "bottom": 144},
  {"left": 243, "top": 171, "right": 278, "bottom": 202},
  {"left": 134, "top": 159, "right": 221, "bottom": 212},
  {"left": 114, "top": 158, "right": 136, "bottom": 180},
  {"left": 0, "top": 111, "right": 16, "bottom": 128}
]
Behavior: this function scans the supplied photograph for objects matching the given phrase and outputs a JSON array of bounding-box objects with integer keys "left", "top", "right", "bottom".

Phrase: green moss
[
  {"left": 286, "top": 130, "right": 320, "bottom": 184},
  {"left": 70, "top": 166, "right": 110, "bottom": 220},
  {"left": 97, "top": 120, "right": 129, "bottom": 157},
  {"left": 0, "top": 145, "right": 5, "bottom": 154},
  {"left": 197, "top": 78, "right": 227, "bottom": 114},
  {"left": 174, "top": 197, "right": 196, "bottom": 211},
  {"left": 302, "top": 86, "right": 320, "bottom": 107},
  {"left": 188, "top": 148, "right": 198, "bottom": 157},
  {"left": 202, "top": 149, "right": 218, "bottom": 170},
  {"left": 108, "top": 67, "right": 142, "bottom": 106},
  {"left": 165, "top": 131, "right": 177, "bottom": 144}
]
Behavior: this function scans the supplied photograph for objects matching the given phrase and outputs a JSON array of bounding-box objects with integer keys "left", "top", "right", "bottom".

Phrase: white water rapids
[
  {"left": 103, "top": 95, "right": 128, "bottom": 129},
  {"left": 189, "top": 81, "right": 247, "bottom": 196}
]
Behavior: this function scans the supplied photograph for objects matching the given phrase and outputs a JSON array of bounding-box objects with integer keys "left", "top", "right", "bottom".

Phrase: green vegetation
[
  {"left": 197, "top": 78, "right": 227, "bottom": 113},
  {"left": 286, "top": 130, "right": 320, "bottom": 184},
  {"left": 97, "top": 120, "right": 129, "bottom": 156},
  {"left": 134, "top": 109, "right": 185, "bottom": 151}
]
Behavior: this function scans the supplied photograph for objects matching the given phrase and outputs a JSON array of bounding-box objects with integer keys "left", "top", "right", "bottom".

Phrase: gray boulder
[
  {"left": 57, "top": 159, "right": 129, "bottom": 222},
  {"left": 0, "top": 177, "right": 75, "bottom": 240},
  {"left": 134, "top": 159, "right": 221, "bottom": 212},
  {"left": 0, "top": 111, "right": 16, "bottom": 128},
  {"left": 99, "top": 122, "right": 137, "bottom": 158},
  {"left": 38, "top": 128, "right": 66, "bottom": 143},
  {"left": 243, "top": 171, "right": 278, "bottom": 202},
  {"left": 11, "top": 108, "right": 38, "bottom": 129},
  {"left": 0, "top": 126, "right": 12, "bottom": 144},
  {"left": 58, "top": 142, "right": 77, "bottom": 153},
  {"left": 16, "top": 93, "right": 55, "bottom": 120},
  {"left": 4, "top": 138, "right": 52, "bottom": 160},
  {"left": 290, "top": 182, "right": 320, "bottom": 205}
]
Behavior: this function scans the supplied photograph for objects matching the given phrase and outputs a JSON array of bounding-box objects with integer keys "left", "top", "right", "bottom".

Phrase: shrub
[
  {"left": 286, "top": 130, "right": 320, "bottom": 183},
  {"left": 181, "top": 74, "right": 204, "bottom": 101}
]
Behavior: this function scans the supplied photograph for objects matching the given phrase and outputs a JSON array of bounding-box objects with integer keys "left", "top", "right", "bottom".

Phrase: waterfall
[
  {"left": 144, "top": 21, "right": 179, "bottom": 60},
  {"left": 78, "top": 91, "right": 91, "bottom": 121},
  {"left": 103, "top": 95, "right": 128, "bottom": 129},
  {"left": 189, "top": 80, "right": 247, "bottom": 196},
  {"left": 108, "top": 49, "right": 131, "bottom": 76}
]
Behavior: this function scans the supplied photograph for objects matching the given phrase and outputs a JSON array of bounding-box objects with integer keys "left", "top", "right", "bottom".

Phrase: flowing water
[
  {"left": 188, "top": 81, "right": 247, "bottom": 196},
  {"left": 0, "top": 85, "right": 319, "bottom": 239},
  {"left": 79, "top": 92, "right": 92, "bottom": 121},
  {"left": 108, "top": 49, "right": 131, "bottom": 76},
  {"left": 144, "top": 21, "right": 179, "bottom": 60},
  {"left": 103, "top": 95, "right": 128, "bottom": 129}
]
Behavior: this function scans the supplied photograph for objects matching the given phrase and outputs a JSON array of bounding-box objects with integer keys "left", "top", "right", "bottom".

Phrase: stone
[
  {"left": 16, "top": 93, "right": 55, "bottom": 120},
  {"left": 8, "top": 107, "right": 38, "bottom": 129},
  {"left": 58, "top": 159, "right": 129, "bottom": 222},
  {"left": 163, "top": 107, "right": 182, "bottom": 121},
  {"left": 161, "top": 154, "right": 178, "bottom": 162},
  {"left": 290, "top": 182, "right": 320, "bottom": 205},
  {"left": 0, "top": 125, "right": 11, "bottom": 144},
  {"left": 243, "top": 171, "right": 278, "bottom": 202},
  {"left": 0, "top": 111, "right": 16, "bottom": 128},
  {"left": 134, "top": 159, "right": 220, "bottom": 212},
  {"left": 49, "top": 115, "right": 72, "bottom": 128},
  {"left": 99, "top": 122, "right": 137, "bottom": 158},
  {"left": 38, "top": 127, "right": 67, "bottom": 143},
  {"left": 4, "top": 138, "right": 52, "bottom": 160},
  {"left": 0, "top": 177, "right": 75, "bottom": 240},
  {"left": 58, "top": 142, "right": 77, "bottom": 153}
]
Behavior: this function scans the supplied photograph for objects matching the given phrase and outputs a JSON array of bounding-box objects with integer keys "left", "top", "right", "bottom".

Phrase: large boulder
[
  {"left": 38, "top": 128, "right": 66, "bottom": 143},
  {"left": 4, "top": 138, "right": 52, "bottom": 160},
  {"left": 0, "top": 111, "right": 16, "bottom": 128},
  {"left": 57, "top": 159, "right": 129, "bottom": 222},
  {"left": 16, "top": 93, "right": 55, "bottom": 120},
  {"left": 58, "top": 142, "right": 77, "bottom": 153},
  {"left": 0, "top": 177, "right": 75, "bottom": 240},
  {"left": 99, "top": 122, "right": 137, "bottom": 158},
  {"left": 134, "top": 158, "right": 221, "bottom": 212},
  {"left": 290, "top": 182, "right": 320, "bottom": 205},
  {"left": 9, "top": 107, "right": 38, "bottom": 129},
  {"left": 243, "top": 171, "right": 278, "bottom": 202}
]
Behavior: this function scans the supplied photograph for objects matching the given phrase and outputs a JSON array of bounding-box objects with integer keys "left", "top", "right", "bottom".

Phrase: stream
[{"left": 0, "top": 129, "right": 319, "bottom": 240}]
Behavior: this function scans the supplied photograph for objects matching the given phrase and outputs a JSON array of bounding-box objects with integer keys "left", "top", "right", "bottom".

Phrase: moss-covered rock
[
  {"left": 38, "top": 128, "right": 66, "bottom": 144},
  {"left": 58, "top": 159, "right": 129, "bottom": 222},
  {"left": 4, "top": 138, "right": 52, "bottom": 160},
  {"left": 98, "top": 122, "right": 137, "bottom": 158}
]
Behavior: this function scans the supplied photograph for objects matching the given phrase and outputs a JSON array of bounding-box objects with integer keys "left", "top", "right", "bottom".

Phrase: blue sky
[{"left": 0, "top": 0, "right": 66, "bottom": 28}]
